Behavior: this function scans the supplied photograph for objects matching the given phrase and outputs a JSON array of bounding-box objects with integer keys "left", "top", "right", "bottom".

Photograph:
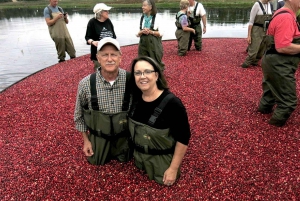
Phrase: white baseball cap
[
  {"left": 97, "top": 37, "right": 122, "bottom": 54},
  {"left": 93, "top": 3, "right": 112, "bottom": 14}
]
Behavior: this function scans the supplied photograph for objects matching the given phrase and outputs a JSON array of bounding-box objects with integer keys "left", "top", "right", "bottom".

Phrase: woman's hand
[
  {"left": 92, "top": 41, "right": 98, "bottom": 47},
  {"left": 142, "top": 28, "right": 150, "bottom": 35},
  {"left": 163, "top": 167, "right": 177, "bottom": 186},
  {"left": 247, "top": 36, "right": 251, "bottom": 44}
]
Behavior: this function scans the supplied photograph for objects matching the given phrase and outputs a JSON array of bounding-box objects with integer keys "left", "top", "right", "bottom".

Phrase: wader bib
[
  {"left": 138, "top": 15, "right": 165, "bottom": 70},
  {"left": 175, "top": 13, "right": 191, "bottom": 56},
  {"left": 48, "top": 11, "right": 76, "bottom": 60},
  {"left": 129, "top": 94, "right": 179, "bottom": 184},
  {"left": 244, "top": 12, "right": 272, "bottom": 66},
  {"left": 188, "top": 3, "right": 202, "bottom": 50},
  {"left": 83, "top": 72, "right": 132, "bottom": 165},
  {"left": 259, "top": 36, "right": 300, "bottom": 123}
]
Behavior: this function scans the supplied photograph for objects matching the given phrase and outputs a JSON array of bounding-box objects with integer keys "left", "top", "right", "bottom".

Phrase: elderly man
[
  {"left": 43, "top": 0, "right": 76, "bottom": 63},
  {"left": 74, "top": 37, "right": 132, "bottom": 165},
  {"left": 258, "top": 0, "right": 300, "bottom": 127},
  {"left": 187, "top": 0, "right": 207, "bottom": 51}
]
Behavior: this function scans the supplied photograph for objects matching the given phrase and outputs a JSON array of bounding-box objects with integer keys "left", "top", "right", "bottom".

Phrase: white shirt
[
  {"left": 249, "top": 1, "right": 272, "bottom": 25},
  {"left": 188, "top": 1, "right": 206, "bottom": 18},
  {"left": 136, "top": 13, "right": 164, "bottom": 37}
]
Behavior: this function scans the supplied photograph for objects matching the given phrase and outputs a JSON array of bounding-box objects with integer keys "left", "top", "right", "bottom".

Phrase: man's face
[
  {"left": 188, "top": 0, "right": 194, "bottom": 6},
  {"left": 96, "top": 44, "right": 121, "bottom": 74},
  {"left": 50, "top": 0, "right": 58, "bottom": 7}
]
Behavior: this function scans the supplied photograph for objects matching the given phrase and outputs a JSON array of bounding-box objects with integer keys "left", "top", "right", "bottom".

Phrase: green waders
[
  {"left": 48, "top": 12, "right": 76, "bottom": 61},
  {"left": 138, "top": 35, "right": 165, "bottom": 71},
  {"left": 188, "top": 15, "right": 202, "bottom": 51},
  {"left": 128, "top": 118, "right": 179, "bottom": 185},
  {"left": 175, "top": 13, "right": 191, "bottom": 56},
  {"left": 243, "top": 14, "right": 272, "bottom": 66},
  {"left": 258, "top": 36, "right": 300, "bottom": 126},
  {"left": 83, "top": 110, "right": 132, "bottom": 165}
]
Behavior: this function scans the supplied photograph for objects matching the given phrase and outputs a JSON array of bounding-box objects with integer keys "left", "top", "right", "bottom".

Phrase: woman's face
[
  {"left": 134, "top": 60, "right": 158, "bottom": 93},
  {"left": 101, "top": 10, "right": 109, "bottom": 20},
  {"left": 142, "top": 1, "right": 152, "bottom": 15}
]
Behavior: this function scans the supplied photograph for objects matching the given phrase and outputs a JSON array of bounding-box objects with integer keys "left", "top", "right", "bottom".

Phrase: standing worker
[
  {"left": 85, "top": 3, "right": 116, "bottom": 71},
  {"left": 187, "top": 0, "right": 207, "bottom": 51},
  {"left": 258, "top": 0, "right": 300, "bottom": 127},
  {"left": 136, "top": 0, "right": 165, "bottom": 71},
  {"left": 43, "top": 0, "right": 76, "bottom": 63},
  {"left": 74, "top": 38, "right": 132, "bottom": 165},
  {"left": 241, "top": 0, "right": 273, "bottom": 68}
]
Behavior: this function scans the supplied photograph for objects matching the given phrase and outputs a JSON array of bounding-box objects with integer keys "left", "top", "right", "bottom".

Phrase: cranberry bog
[{"left": 0, "top": 39, "right": 299, "bottom": 200}]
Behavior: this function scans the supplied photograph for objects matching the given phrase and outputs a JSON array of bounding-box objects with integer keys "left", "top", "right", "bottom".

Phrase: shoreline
[{"left": 0, "top": 1, "right": 253, "bottom": 10}]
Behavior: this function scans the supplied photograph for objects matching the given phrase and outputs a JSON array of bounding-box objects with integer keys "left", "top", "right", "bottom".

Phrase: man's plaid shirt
[{"left": 74, "top": 68, "right": 127, "bottom": 132}]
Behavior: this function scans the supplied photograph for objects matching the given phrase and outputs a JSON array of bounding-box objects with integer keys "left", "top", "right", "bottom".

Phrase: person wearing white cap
[
  {"left": 85, "top": 3, "right": 116, "bottom": 71},
  {"left": 74, "top": 37, "right": 133, "bottom": 165},
  {"left": 43, "top": 0, "right": 76, "bottom": 63},
  {"left": 136, "top": 0, "right": 165, "bottom": 71}
]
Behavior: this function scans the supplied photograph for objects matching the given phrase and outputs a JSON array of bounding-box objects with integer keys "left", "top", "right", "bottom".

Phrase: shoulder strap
[
  {"left": 140, "top": 15, "right": 144, "bottom": 30},
  {"left": 194, "top": 2, "right": 199, "bottom": 17},
  {"left": 122, "top": 71, "right": 131, "bottom": 111},
  {"left": 90, "top": 73, "right": 99, "bottom": 110},
  {"left": 58, "top": 6, "right": 63, "bottom": 14},
  {"left": 176, "top": 13, "right": 186, "bottom": 20},
  {"left": 257, "top": 1, "right": 266, "bottom": 15},
  {"left": 150, "top": 14, "right": 156, "bottom": 30},
  {"left": 47, "top": 6, "right": 53, "bottom": 20},
  {"left": 148, "top": 93, "right": 175, "bottom": 126}
]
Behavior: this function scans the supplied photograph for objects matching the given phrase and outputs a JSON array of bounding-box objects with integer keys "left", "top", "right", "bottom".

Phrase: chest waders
[
  {"left": 83, "top": 72, "right": 132, "bottom": 165},
  {"left": 128, "top": 94, "right": 180, "bottom": 184},
  {"left": 47, "top": 6, "right": 75, "bottom": 60},
  {"left": 188, "top": 3, "right": 202, "bottom": 50},
  {"left": 138, "top": 15, "right": 165, "bottom": 71},
  {"left": 175, "top": 13, "right": 191, "bottom": 56},
  {"left": 244, "top": 2, "right": 272, "bottom": 66},
  {"left": 259, "top": 35, "right": 300, "bottom": 125}
]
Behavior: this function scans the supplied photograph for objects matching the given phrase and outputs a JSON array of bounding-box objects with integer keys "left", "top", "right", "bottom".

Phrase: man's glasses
[{"left": 134, "top": 70, "right": 155, "bottom": 77}]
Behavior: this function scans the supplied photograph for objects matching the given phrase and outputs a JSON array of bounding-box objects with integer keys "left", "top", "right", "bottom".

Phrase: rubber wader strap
[
  {"left": 148, "top": 93, "right": 175, "bottom": 126},
  {"left": 193, "top": 2, "right": 198, "bottom": 17},
  {"left": 88, "top": 127, "right": 128, "bottom": 140},
  {"left": 257, "top": 1, "right": 267, "bottom": 15},
  {"left": 134, "top": 143, "right": 175, "bottom": 155},
  {"left": 140, "top": 14, "right": 156, "bottom": 30},
  {"left": 89, "top": 73, "right": 99, "bottom": 110},
  {"left": 122, "top": 71, "right": 131, "bottom": 111}
]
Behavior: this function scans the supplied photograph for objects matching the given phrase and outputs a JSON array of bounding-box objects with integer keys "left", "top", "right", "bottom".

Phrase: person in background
[
  {"left": 258, "top": 0, "right": 300, "bottom": 127},
  {"left": 277, "top": 0, "right": 285, "bottom": 10},
  {"left": 74, "top": 38, "right": 132, "bottom": 165},
  {"left": 241, "top": 0, "right": 273, "bottom": 68},
  {"left": 85, "top": 3, "right": 116, "bottom": 71},
  {"left": 187, "top": 0, "right": 207, "bottom": 51},
  {"left": 43, "top": 0, "right": 76, "bottom": 63},
  {"left": 136, "top": 0, "right": 165, "bottom": 71},
  {"left": 128, "top": 56, "right": 191, "bottom": 186},
  {"left": 175, "top": 0, "right": 195, "bottom": 56}
]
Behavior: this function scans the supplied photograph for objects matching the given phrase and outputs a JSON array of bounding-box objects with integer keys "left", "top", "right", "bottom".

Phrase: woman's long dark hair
[{"left": 129, "top": 56, "right": 168, "bottom": 101}]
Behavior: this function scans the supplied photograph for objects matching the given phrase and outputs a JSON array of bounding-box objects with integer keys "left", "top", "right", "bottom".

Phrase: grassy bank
[{"left": 0, "top": 0, "right": 254, "bottom": 10}]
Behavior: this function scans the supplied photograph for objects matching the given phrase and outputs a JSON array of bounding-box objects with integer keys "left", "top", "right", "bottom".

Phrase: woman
[
  {"left": 241, "top": 0, "right": 272, "bottom": 68},
  {"left": 85, "top": 3, "right": 116, "bottom": 71},
  {"left": 175, "top": 0, "right": 195, "bottom": 56},
  {"left": 258, "top": 0, "right": 300, "bottom": 127},
  {"left": 136, "top": 0, "right": 165, "bottom": 71},
  {"left": 128, "top": 56, "right": 191, "bottom": 186}
]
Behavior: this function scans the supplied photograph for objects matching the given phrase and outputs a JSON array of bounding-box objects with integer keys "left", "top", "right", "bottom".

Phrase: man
[
  {"left": 258, "top": 0, "right": 300, "bottom": 127},
  {"left": 44, "top": 0, "right": 76, "bottom": 63},
  {"left": 187, "top": 0, "right": 207, "bottom": 51},
  {"left": 74, "top": 37, "right": 132, "bottom": 165}
]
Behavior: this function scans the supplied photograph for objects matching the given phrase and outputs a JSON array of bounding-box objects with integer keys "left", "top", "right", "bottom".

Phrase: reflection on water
[{"left": 0, "top": 8, "right": 249, "bottom": 92}]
